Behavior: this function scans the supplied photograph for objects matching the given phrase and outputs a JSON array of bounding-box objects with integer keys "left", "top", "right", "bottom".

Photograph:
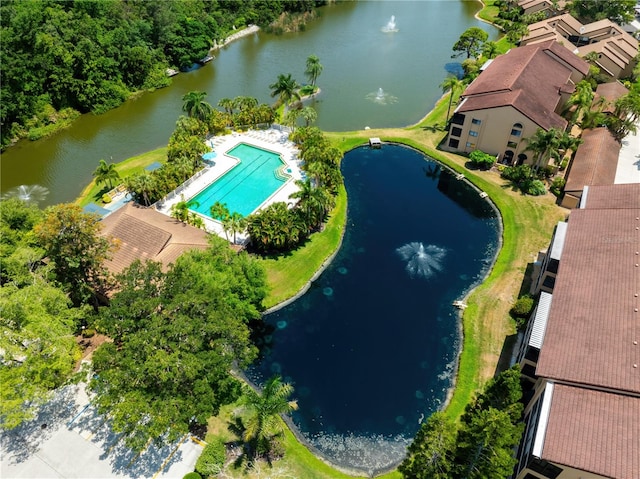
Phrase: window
[
  {"left": 448, "top": 138, "right": 460, "bottom": 148},
  {"left": 471, "top": 118, "right": 482, "bottom": 125},
  {"left": 511, "top": 122, "right": 523, "bottom": 137},
  {"left": 529, "top": 459, "right": 563, "bottom": 478},
  {"left": 466, "top": 142, "right": 476, "bottom": 149},
  {"left": 469, "top": 130, "right": 478, "bottom": 137},
  {"left": 521, "top": 363, "right": 537, "bottom": 378},
  {"left": 507, "top": 141, "right": 518, "bottom": 148},
  {"left": 451, "top": 113, "right": 465, "bottom": 125},
  {"left": 451, "top": 127, "right": 462, "bottom": 137},
  {"left": 525, "top": 347, "right": 540, "bottom": 363}
]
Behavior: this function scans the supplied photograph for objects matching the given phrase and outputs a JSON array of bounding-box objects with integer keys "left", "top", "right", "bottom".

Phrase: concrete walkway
[
  {"left": 1, "top": 384, "right": 202, "bottom": 479},
  {"left": 615, "top": 123, "right": 640, "bottom": 184}
]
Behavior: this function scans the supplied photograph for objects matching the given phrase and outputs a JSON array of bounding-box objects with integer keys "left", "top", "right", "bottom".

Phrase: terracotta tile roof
[
  {"left": 594, "top": 82, "right": 629, "bottom": 114},
  {"left": 100, "top": 203, "right": 210, "bottom": 274},
  {"left": 535, "top": 206, "right": 640, "bottom": 395},
  {"left": 542, "top": 384, "right": 640, "bottom": 479},
  {"left": 582, "top": 183, "right": 640, "bottom": 209},
  {"left": 458, "top": 41, "right": 588, "bottom": 131},
  {"left": 564, "top": 128, "right": 621, "bottom": 193}
]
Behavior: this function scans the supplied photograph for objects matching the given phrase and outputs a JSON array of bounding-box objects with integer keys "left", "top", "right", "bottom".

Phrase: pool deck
[{"left": 154, "top": 128, "right": 304, "bottom": 244}]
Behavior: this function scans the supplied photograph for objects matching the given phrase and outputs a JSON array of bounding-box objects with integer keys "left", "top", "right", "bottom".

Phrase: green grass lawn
[{"left": 75, "top": 147, "right": 167, "bottom": 206}]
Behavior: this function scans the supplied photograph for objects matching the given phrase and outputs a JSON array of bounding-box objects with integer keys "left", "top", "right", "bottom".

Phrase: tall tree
[
  {"left": 564, "top": 80, "right": 594, "bottom": 126},
  {"left": 440, "top": 75, "right": 464, "bottom": 121},
  {"left": 481, "top": 41, "right": 500, "bottom": 59},
  {"left": 91, "top": 238, "right": 267, "bottom": 452},
  {"left": 170, "top": 196, "right": 202, "bottom": 228},
  {"left": 399, "top": 412, "right": 457, "bottom": 479},
  {"left": 34, "top": 203, "right": 114, "bottom": 306},
  {"left": 0, "top": 279, "right": 84, "bottom": 429},
  {"left": 93, "top": 159, "right": 121, "bottom": 189},
  {"left": 305, "top": 54, "right": 323, "bottom": 87},
  {"left": 299, "top": 105, "right": 318, "bottom": 127},
  {"left": 524, "top": 127, "right": 563, "bottom": 171},
  {"left": 181, "top": 90, "right": 214, "bottom": 123},
  {"left": 269, "top": 73, "right": 301, "bottom": 107},
  {"left": 451, "top": 27, "right": 488, "bottom": 59},
  {"left": 241, "top": 375, "right": 298, "bottom": 458},
  {"left": 222, "top": 211, "right": 247, "bottom": 245}
]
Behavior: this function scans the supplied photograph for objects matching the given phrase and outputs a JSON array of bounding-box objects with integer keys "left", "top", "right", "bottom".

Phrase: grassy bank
[{"left": 75, "top": 147, "right": 167, "bottom": 206}]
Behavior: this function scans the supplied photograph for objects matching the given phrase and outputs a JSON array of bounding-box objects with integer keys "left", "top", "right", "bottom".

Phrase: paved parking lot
[{"left": 1, "top": 384, "right": 202, "bottom": 479}]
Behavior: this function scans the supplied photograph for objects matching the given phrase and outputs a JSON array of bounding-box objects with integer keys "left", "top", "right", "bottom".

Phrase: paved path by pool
[{"left": 1, "top": 384, "right": 202, "bottom": 479}]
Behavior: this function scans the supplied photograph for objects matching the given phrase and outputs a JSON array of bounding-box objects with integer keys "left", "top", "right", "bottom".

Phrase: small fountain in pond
[
  {"left": 1, "top": 184, "right": 49, "bottom": 205},
  {"left": 396, "top": 242, "right": 447, "bottom": 279},
  {"left": 381, "top": 15, "right": 398, "bottom": 33},
  {"left": 366, "top": 87, "right": 398, "bottom": 105}
]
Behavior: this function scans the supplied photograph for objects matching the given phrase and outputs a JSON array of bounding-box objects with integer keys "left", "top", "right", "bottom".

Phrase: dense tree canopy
[
  {"left": 0, "top": 0, "right": 324, "bottom": 148},
  {"left": 400, "top": 367, "right": 524, "bottom": 479},
  {"left": 34, "top": 204, "right": 115, "bottom": 307},
  {"left": 90, "top": 237, "right": 268, "bottom": 452},
  {"left": 569, "top": 0, "right": 637, "bottom": 24},
  {"left": 451, "top": 27, "right": 489, "bottom": 59}
]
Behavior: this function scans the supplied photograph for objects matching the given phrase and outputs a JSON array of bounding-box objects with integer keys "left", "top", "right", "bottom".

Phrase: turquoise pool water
[{"left": 189, "top": 143, "right": 287, "bottom": 218}]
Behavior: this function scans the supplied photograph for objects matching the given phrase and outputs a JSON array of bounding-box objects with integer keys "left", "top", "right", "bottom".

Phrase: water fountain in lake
[
  {"left": 366, "top": 87, "right": 398, "bottom": 105},
  {"left": 1, "top": 184, "right": 49, "bottom": 205},
  {"left": 396, "top": 242, "right": 447, "bottom": 279},
  {"left": 381, "top": 15, "right": 398, "bottom": 33}
]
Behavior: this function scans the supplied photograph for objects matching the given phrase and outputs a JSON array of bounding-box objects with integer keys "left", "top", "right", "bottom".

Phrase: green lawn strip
[
  {"left": 260, "top": 184, "right": 347, "bottom": 310},
  {"left": 75, "top": 147, "right": 167, "bottom": 207},
  {"left": 476, "top": 0, "right": 500, "bottom": 23}
]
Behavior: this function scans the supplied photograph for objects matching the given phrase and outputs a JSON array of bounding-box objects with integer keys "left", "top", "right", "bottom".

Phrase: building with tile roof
[
  {"left": 514, "top": 183, "right": 640, "bottom": 479},
  {"left": 521, "top": 13, "right": 639, "bottom": 79},
  {"left": 517, "top": 0, "right": 567, "bottom": 16},
  {"left": 561, "top": 127, "right": 621, "bottom": 208},
  {"left": 443, "top": 40, "right": 589, "bottom": 165},
  {"left": 99, "top": 202, "right": 211, "bottom": 275}
]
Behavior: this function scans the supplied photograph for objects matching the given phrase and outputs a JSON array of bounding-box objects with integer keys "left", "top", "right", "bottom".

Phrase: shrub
[
  {"left": 102, "top": 194, "right": 112, "bottom": 204},
  {"left": 469, "top": 150, "right": 496, "bottom": 170},
  {"left": 183, "top": 473, "right": 201, "bottom": 479},
  {"left": 195, "top": 438, "right": 226, "bottom": 477},
  {"left": 511, "top": 295, "right": 534, "bottom": 318},
  {"left": 527, "top": 179, "right": 546, "bottom": 196},
  {"left": 82, "top": 328, "right": 96, "bottom": 338},
  {"left": 550, "top": 177, "right": 565, "bottom": 197}
]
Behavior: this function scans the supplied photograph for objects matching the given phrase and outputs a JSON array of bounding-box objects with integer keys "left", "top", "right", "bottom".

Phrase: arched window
[
  {"left": 517, "top": 153, "right": 528, "bottom": 166},
  {"left": 510, "top": 123, "right": 523, "bottom": 137}
]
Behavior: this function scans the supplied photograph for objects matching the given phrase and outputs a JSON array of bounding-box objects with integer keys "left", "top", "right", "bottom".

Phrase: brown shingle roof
[
  {"left": 100, "top": 203, "right": 210, "bottom": 274},
  {"left": 535, "top": 206, "right": 640, "bottom": 395},
  {"left": 542, "top": 384, "right": 640, "bottom": 479},
  {"left": 594, "top": 82, "right": 629, "bottom": 114},
  {"left": 458, "top": 41, "right": 588, "bottom": 131},
  {"left": 564, "top": 128, "right": 621, "bottom": 193},
  {"left": 582, "top": 183, "right": 640, "bottom": 210}
]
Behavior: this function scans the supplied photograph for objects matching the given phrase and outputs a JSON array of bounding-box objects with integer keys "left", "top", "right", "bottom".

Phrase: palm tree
[
  {"left": 481, "top": 41, "right": 499, "bottom": 59},
  {"left": 305, "top": 55, "right": 323, "bottom": 87},
  {"left": 170, "top": 196, "right": 200, "bottom": 224},
  {"left": 242, "top": 376, "right": 298, "bottom": 458},
  {"left": 290, "top": 179, "right": 332, "bottom": 230},
  {"left": 269, "top": 73, "right": 301, "bottom": 107},
  {"left": 564, "top": 80, "right": 594, "bottom": 126},
  {"left": 299, "top": 106, "right": 318, "bottom": 127},
  {"left": 525, "top": 128, "right": 562, "bottom": 172},
  {"left": 126, "top": 171, "right": 155, "bottom": 206},
  {"left": 93, "top": 159, "right": 121, "bottom": 189},
  {"left": 440, "top": 75, "right": 464, "bottom": 121},
  {"left": 217, "top": 97, "right": 234, "bottom": 115},
  {"left": 222, "top": 211, "right": 247, "bottom": 244},
  {"left": 182, "top": 91, "right": 214, "bottom": 123}
]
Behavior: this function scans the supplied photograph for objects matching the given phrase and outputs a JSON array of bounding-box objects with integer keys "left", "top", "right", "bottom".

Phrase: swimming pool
[{"left": 189, "top": 143, "right": 288, "bottom": 218}]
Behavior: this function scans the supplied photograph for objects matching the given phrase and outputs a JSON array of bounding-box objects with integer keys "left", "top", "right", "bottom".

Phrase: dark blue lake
[{"left": 248, "top": 145, "right": 499, "bottom": 473}]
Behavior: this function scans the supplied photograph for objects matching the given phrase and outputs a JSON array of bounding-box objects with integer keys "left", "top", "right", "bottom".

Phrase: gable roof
[
  {"left": 581, "top": 183, "right": 640, "bottom": 209},
  {"left": 564, "top": 127, "right": 621, "bottom": 193},
  {"left": 457, "top": 41, "right": 588, "bottom": 131},
  {"left": 100, "top": 202, "right": 210, "bottom": 274}
]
